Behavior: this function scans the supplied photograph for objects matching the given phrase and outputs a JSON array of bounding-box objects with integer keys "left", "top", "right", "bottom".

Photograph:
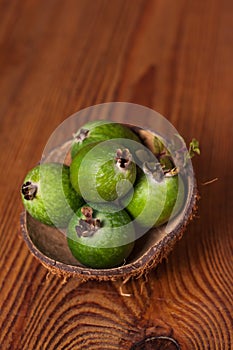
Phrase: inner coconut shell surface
[{"left": 20, "top": 126, "right": 198, "bottom": 282}]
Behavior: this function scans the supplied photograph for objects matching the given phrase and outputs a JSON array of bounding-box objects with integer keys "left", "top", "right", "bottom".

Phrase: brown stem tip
[
  {"left": 115, "top": 148, "right": 132, "bottom": 169},
  {"left": 75, "top": 206, "right": 101, "bottom": 238},
  {"left": 74, "top": 128, "right": 89, "bottom": 143},
  {"left": 21, "top": 181, "right": 37, "bottom": 200},
  {"left": 143, "top": 161, "right": 164, "bottom": 182}
]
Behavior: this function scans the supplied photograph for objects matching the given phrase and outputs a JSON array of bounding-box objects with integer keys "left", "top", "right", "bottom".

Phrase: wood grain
[{"left": 0, "top": 0, "right": 232, "bottom": 349}]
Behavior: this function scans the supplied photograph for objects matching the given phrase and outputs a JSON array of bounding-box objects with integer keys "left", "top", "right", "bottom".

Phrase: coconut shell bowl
[{"left": 20, "top": 104, "right": 198, "bottom": 282}]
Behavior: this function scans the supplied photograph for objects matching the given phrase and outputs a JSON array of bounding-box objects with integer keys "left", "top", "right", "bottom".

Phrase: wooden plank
[{"left": 0, "top": 0, "right": 232, "bottom": 349}]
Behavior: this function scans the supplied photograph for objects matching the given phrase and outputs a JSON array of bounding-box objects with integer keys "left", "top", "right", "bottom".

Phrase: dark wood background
[{"left": 0, "top": 1, "right": 232, "bottom": 349}]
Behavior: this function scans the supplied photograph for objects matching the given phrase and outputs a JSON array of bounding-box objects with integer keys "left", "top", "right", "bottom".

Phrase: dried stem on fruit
[
  {"left": 75, "top": 206, "right": 101, "bottom": 238},
  {"left": 21, "top": 181, "right": 37, "bottom": 200},
  {"left": 73, "top": 128, "right": 89, "bottom": 143},
  {"left": 115, "top": 148, "right": 132, "bottom": 169}
]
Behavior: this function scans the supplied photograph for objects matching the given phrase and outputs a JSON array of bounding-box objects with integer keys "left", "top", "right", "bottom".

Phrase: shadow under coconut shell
[{"left": 20, "top": 126, "right": 198, "bottom": 281}]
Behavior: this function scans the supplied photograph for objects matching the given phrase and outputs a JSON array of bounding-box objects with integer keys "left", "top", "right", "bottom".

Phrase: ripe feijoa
[
  {"left": 71, "top": 120, "right": 141, "bottom": 158},
  {"left": 67, "top": 205, "right": 135, "bottom": 268},
  {"left": 21, "top": 163, "right": 84, "bottom": 227},
  {"left": 70, "top": 141, "right": 136, "bottom": 203},
  {"left": 126, "top": 161, "right": 180, "bottom": 228}
]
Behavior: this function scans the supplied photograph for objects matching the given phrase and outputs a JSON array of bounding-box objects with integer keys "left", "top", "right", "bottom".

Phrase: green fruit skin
[
  {"left": 71, "top": 120, "right": 141, "bottom": 158},
  {"left": 126, "top": 172, "right": 180, "bottom": 228},
  {"left": 70, "top": 142, "right": 136, "bottom": 203},
  {"left": 67, "top": 206, "right": 135, "bottom": 268},
  {"left": 21, "top": 163, "right": 84, "bottom": 227}
]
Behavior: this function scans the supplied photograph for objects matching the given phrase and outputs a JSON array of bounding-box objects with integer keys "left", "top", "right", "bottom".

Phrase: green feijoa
[
  {"left": 70, "top": 141, "right": 136, "bottom": 203},
  {"left": 153, "top": 135, "right": 171, "bottom": 157},
  {"left": 126, "top": 161, "right": 180, "bottom": 228},
  {"left": 21, "top": 163, "right": 84, "bottom": 227},
  {"left": 71, "top": 120, "right": 141, "bottom": 158},
  {"left": 67, "top": 205, "right": 135, "bottom": 268},
  {"left": 137, "top": 128, "right": 171, "bottom": 158},
  {"left": 159, "top": 156, "right": 174, "bottom": 173}
]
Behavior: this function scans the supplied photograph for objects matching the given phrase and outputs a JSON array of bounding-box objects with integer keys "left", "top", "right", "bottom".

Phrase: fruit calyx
[
  {"left": 74, "top": 128, "right": 89, "bottom": 143},
  {"left": 21, "top": 181, "right": 37, "bottom": 200},
  {"left": 115, "top": 149, "right": 132, "bottom": 170},
  {"left": 143, "top": 160, "right": 179, "bottom": 182},
  {"left": 143, "top": 161, "right": 164, "bottom": 182},
  {"left": 75, "top": 206, "right": 101, "bottom": 238}
]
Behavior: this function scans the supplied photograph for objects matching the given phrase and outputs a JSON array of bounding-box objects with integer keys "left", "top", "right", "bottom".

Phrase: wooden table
[{"left": 0, "top": 1, "right": 232, "bottom": 349}]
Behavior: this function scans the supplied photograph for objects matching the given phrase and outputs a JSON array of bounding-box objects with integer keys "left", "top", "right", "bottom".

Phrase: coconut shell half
[{"left": 20, "top": 126, "right": 198, "bottom": 282}]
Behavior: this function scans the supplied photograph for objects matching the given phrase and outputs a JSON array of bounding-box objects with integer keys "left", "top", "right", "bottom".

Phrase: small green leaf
[{"left": 188, "top": 139, "right": 200, "bottom": 158}]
